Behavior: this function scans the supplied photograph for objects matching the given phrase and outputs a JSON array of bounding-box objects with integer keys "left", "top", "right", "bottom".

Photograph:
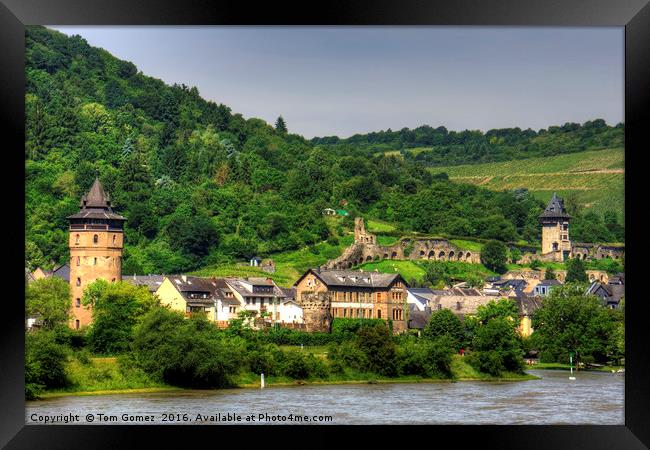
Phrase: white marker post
[
  {"left": 569, "top": 353, "right": 576, "bottom": 380},
  {"left": 261, "top": 373, "right": 265, "bottom": 389}
]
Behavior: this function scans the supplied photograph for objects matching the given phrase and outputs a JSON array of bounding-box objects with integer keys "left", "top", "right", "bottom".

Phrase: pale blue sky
[{"left": 51, "top": 26, "right": 624, "bottom": 139}]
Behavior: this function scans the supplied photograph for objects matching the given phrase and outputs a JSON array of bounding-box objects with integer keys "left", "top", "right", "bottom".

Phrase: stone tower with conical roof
[
  {"left": 539, "top": 192, "right": 571, "bottom": 261},
  {"left": 67, "top": 178, "right": 126, "bottom": 329}
]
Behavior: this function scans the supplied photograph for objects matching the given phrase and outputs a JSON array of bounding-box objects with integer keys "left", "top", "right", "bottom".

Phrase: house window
[
  {"left": 93, "top": 257, "right": 97, "bottom": 265},
  {"left": 76, "top": 277, "right": 81, "bottom": 286},
  {"left": 75, "top": 319, "right": 80, "bottom": 329},
  {"left": 93, "top": 234, "right": 98, "bottom": 244},
  {"left": 437, "top": 304, "right": 442, "bottom": 310},
  {"left": 456, "top": 302, "right": 461, "bottom": 311},
  {"left": 246, "top": 298, "right": 250, "bottom": 305},
  {"left": 376, "top": 292, "right": 382, "bottom": 301},
  {"left": 76, "top": 256, "right": 80, "bottom": 266},
  {"left": 75, "top": 234, "right": 80, "bottom": 245},
  {"left": 261, "top": 298, "right": 265, "bottom": 306},
  {"left": 75, "top": 298, "right": 80, "bottom": 308},
  {"left": 112, "top": 234, "right": 116, "bottom": 245},
  {"left": 377, "top": 309, "right": 381, "bottom": 319}
]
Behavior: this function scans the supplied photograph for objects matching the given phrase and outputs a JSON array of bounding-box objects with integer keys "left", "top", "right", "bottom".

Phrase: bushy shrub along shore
[{"left": 26, "top": 308, "right": 535, "bottom": 399}]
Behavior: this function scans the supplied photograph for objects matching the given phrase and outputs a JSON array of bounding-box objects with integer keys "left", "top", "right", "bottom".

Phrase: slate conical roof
[
  {"left": 83, "top": 177, "right": 111, "bottom": 208},
  {"left": 67, "top": 178, "right": 126, "bottom": 221},
  {"left": 539, "top": 192, "right": 571, "bottom": 219}
]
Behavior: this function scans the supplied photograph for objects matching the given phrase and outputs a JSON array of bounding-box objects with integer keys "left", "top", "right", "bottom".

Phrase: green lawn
[
  {"left": 450, "top": 239, "right": 484, "bottom": 252},
  {"left": 355, "top": 259, "right": 497, "bottom": 284},
  {"left": 366, "top": 219, "right": 397, "bottom": 233},
  {"left": 191, "top": 235, "right": 354, "bottom": 287},
  {"left": 429, "top": 148, "right": 624, "bottom": 216}
]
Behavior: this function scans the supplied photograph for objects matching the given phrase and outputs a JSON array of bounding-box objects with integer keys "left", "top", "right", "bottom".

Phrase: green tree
[
  {"left": 25, "top": 330, "right": 69, "bottom": 399},
  {"left": 132, "top": 308, "right": 244, "bottom": 388},
  {"left": 423, "top": 261, "right": 450, "bottom": 288},
  {"left": 480, "top": 240, "right": 508, "bottom": 273},
  {"left": 275, "top": 116, "right": 287, "bottom": 134},
  {"left": 565, "top": 257, "right": 588, "bottom": 283},
  {"left": 468, "top": 317, "right": 524, "bottom": 376},
  {"left": 531, "top": 286, "right": 616, "bottom": 365},
  {"left": 544, "top": 267, "right": 556, "bottom": 280},
  {"left": 355, "top": 323, "right": 397, "bottom": 376},
  {"left": 82, "top": 280, "right": 159, "bottom": 354},
  {"left": 423, "top": 309, "right": 464, "bottom": 349},
  {"left": 25, "top": 277, "right": 71, "bottom": 329}
]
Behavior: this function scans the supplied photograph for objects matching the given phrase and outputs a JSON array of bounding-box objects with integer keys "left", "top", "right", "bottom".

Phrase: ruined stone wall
[
  {"left": 572, "top": 243, "right": 624, "bottom": 261},
  {"left": 297, "top": 291, "right": 332, "bottom": 333},
  {"left": 354, "top": 217, "right": 376, "bottom": 245},
  {"left": 323, "top": 237, "right": 481, "bottom": 270}
]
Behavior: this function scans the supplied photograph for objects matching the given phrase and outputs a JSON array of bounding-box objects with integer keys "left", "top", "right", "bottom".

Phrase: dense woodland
[
  {"left": 312, "top": 121, "right": 624, "bottom": 166},
  {"left": 25, "top": 26, "right": 624, "bottom": 274}
]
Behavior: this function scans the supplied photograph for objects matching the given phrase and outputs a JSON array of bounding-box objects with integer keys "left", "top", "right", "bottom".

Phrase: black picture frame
[{"left": 1, "top": 0, "right": 648, "bottom": 448}]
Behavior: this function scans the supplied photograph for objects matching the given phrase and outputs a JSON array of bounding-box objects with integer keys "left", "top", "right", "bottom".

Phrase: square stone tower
[
  {"left": 539, "top": 192, "right": 571, "bottom": 261},
  {"left": 67, "top": 178, "right": 125, "bottom": 329}
]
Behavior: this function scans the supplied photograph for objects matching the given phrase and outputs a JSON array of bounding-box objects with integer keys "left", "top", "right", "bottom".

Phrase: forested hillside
[
  {"left": 24, "top": 26, "right": 621, "bottom": 274},
  {"left": 312, "top": 121, "right": 623, "bottom": 167}
]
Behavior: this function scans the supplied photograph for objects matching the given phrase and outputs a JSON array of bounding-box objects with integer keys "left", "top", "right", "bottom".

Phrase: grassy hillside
[{"left": 429, "top": 148, "right": 624, "bottom": 216}]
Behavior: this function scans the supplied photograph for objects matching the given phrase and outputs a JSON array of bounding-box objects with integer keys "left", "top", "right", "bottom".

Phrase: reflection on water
[{"left": 26, "top": 370, "right": 624, "bottom": 425}]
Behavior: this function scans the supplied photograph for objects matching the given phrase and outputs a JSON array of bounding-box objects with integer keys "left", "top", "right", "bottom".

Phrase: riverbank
[
  {"left": 528, "top": 362, "right": 624, "bottom": 373},
  {"left": 37, "top": 354, "right": 538, "bottom": 399}
]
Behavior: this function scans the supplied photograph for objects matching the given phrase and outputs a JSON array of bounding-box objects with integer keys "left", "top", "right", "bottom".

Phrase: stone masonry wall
[{"left": 298, "top": 291, "right": 333, "bottom": 333}]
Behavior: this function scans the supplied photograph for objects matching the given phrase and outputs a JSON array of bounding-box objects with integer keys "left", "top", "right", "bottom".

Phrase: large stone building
[
  {"left": 67, "top": 178, "right": 125, "bottom": 329},
  {"left": 294, "top": 268, "right": 409, "bottom": 333}
]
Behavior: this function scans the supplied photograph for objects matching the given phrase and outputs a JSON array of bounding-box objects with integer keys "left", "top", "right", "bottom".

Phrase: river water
[{"left": 26, "top": 370, "right": 624, "bottom": 425}]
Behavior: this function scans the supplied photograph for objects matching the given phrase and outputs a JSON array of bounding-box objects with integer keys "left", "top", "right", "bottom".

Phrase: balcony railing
[{"left": 69, "top": 224, "right": 122, "bottom": 231}]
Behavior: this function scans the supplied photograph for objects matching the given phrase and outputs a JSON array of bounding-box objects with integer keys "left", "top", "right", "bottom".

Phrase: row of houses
[{"left": 27, "top": 263, "right": 624, "bottom": 335}]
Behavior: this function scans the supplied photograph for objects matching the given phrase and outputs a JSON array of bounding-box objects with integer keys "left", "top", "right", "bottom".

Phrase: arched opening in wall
[
  {"left": 589, "top": 275, "right": 595, "bottom": 281},
  {"left": 93, "top": 234, "right": 98, "bottom": 245},
  {"left": 428, "top": 250, "right": 435, "bottom": 260},
  {"left": 575, "top": 254, "right": 581, "bottom": 260},
  {"left": 438, "top": 251, "right": 445, "bottom": 259},
  {"left": 347, "top": 262, "right": 353, "bottom": 269},
  {"left": 366, "top": 255, "right": 372, "bottom": 262},
  {"left": 466, "top": 252, "right": 472, "bottom": 261},
  {"left": 457, "top": 252, "right": 464, "bottom": 261},
  {"left": 75, "top": 234, "right": 80, "bottom": 245},
  {"left": 448, "top": 251, "right": 455, "bottom": 260},
  {"left": 383, "top": 253, "right": 388, "bottom": 259},
  {"left": 600, "top": 275, "right": 605, "bottom": 282},
  {"left": 374, "top": 255, "right": 380, "bottom": 261},
  {"left": 391, "top": 251, "right": 397, "bottom": 259},
  {"left": 419, "top": 250, "right": 425, "bottom": 257}
]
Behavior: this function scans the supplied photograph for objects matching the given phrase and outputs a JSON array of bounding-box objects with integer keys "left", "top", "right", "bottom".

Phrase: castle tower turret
[
  {"left": 539, "top": 193, "right": 571, "bottom": 261},
  {"left": 67, "top": 178, "right": 126, "bottom": 329}
]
